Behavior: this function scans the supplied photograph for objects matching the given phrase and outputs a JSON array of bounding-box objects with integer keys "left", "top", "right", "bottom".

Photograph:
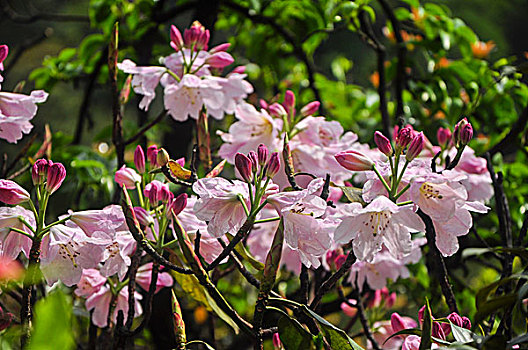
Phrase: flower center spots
[
  {"left": 363, "top": 212, "right": 389, "bottom": 237},
  {"left": 289, "top": 203, "right": 314, "bottom": 216},
  {"left": 58, "top": 242, "right": 80, "bottom": 268},
  {"left": 419, "top": 182, "right": 444, "bottom": 199},
  {"left": 106, "top": 242, "right": 120, "bottom": 258}
]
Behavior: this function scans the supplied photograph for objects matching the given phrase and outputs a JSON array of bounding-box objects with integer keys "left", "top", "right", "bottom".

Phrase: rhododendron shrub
[{"left": 1, "top": 2, "right": 527, "bottom": 349}]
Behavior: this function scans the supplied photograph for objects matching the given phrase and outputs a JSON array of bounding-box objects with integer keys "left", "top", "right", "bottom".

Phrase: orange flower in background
[
  {"left": 433, "top": 110, "right": 446, "bottom": 119},
  {"left": 412, "top": 7, "right": 425, "bottom": 23},
  {"left": 472, "top": 40, "right": 495, "bottom": 58},
  {"left": 370, "top": 71, "right": 380, "bottom": 88},
  {"left": 460, "top": 89, "right": 470, "bottom": 104},
  {"left": 435, "top": 57, "right": 450, "bottom": 70}
]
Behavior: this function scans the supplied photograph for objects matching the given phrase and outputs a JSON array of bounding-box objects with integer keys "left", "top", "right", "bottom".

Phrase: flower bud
[
  {"left": 335, "top": 150, "right": 374, "bottom": 171},
  {"left": 231, "top": 65, "right": 245, "bottom": 74},
  {"left": 268, "top": 103, "right": 287, "bottom": 118},
  {"left": 0, "top": 45, "right": 8, "bottom": 71},
  {"left": 133, "top": 207, "right": 154, "bottom": 227},
  {"left": 436, "top": 127, "right": 451, "bottom": 147},
  {"left": 396, "top": 126, "right": 414, "bottom": 149},
  {"left": 157, "top": 148, "right": 170, "bottom": 167},
  {"left": 115, "top": 166, "right": 142, "bottom": 189},
  {"left": 406, "top": 132, "right": 425, "bottom": 161},
  {"left": 175, "top": 157, "right": 185, "bottom": 167},
  {"left": 235, "top": 153, "right": 253, "bottom": 183},
  {"left": 159, "top": 183, "right": 173, "bottom": 203},
  {"left": 259, "top": 99, "right": 268, "bottom": 110},
  {"left": 284, "top": 90, "right": 295, "bottom": 114},
  {"left": 453, "top": 118, "right": 472, "bottom": 147},
  {"left": 418, "top": 305, "right": 425, "bottom": 324},
  {"left": 0, "top": 179, "right": 30, "bottom": 205},
  {"left": 460, "top": 123, "right": 473, "bottom": 146},
  {"left": 206, "top": 52, "right": 234, "bottom": 69},
  {"left": 209, "top": 43, "right": 231, "bottom": 54},
  {"left": 119, "top": 75, "right": 132, "bottom": 105},
  {"left": 447, "top": 312, "right": 464, "bottom": 328},
  {"left": 374, "top": 131, "right": 393, "bottom": 156},
  {"left": 272, "top": 333, "right": 282, "bottom": 349},
  {"left": 265, "top": 152, "right": 280, "bottom": 178},
  {"left": 257, "top": 144, "right": 269, "bottom": 165},
  {"left": 134, "top": 145, "right": 146, "bottom": 174},
  {"left": 184, "top": 21, "right": 209, "bottom": 50},
  {"left": 334, "top": 254, "right": 346, "bottom": 270},
  {"left": 46, "top": 162, "right": 66, "bottom": 194},
  {"left": 32, "top": 158, "right": 50, "bottom": 185},
  {"left": 144, "top": 180, "right": 163, "bottom": 205},
  {"left": 172, "top": 291, "right": 186, "bottom": 345},
  {"left": 385, "top": 291, "right": 396, "bottom": 309},
  {"left": 461, "top": 317, "right": 471, "bottom": 330},
  {"left": 340, "top": 300, "right": 357, "bottom": 318},
  {"left": 170, "top": 193, "right": 188, "bottom": 216},
  {"left": 391, "top": 313, "right": 407, "bottom": 333},
  {"left": 170, "top": 25, "right": 184, "bottom": 51},
  {"left": 300, "top": 101, "right": 320, "bottom": 116},
  {"left": 147, "top": 145, "right": 158, "bottom": 167},
  {"left": 248, "top": 151, "right": 258, "bottom": 173}
]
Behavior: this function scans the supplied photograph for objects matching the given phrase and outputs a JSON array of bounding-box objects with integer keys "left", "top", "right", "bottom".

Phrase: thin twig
[
  {"left": 352, "top": 289, "right": 380, "bottom": 350},
  {"left": 124, "top": 110, "right": 167, "bottom": 146}
]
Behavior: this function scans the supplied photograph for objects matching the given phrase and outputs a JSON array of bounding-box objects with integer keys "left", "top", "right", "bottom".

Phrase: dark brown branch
[
  {"left": 352, "top": 289, "right": 380, "bottom": 350},
  {"left": 218, "top": 239, "right": 261, "bottom": 289},
  {"left": 2, "top": 133, "right": 37, "bottom": 178},
  {"left": 124, "top": 110, "right": 167, "bottom": 146},
  {"left": 417, "top": 209, "right": 459, "bottom": 313}
]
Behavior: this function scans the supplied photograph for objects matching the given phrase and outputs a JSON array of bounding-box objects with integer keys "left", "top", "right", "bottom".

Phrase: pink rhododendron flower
[
  {"left": 0, "top": 90, "right": 48, "bottom": 143},
  {"left": 218, "top": 102, "right": 282, "bottom": 163},
  {"left": 99, "top": 230, "right": 136, "bottom": 280},
  {"left": 69, "top": 204, "right": 126, "bottom": 239},
  {"left": 75, "top": 269, "right": 107, "bottom": 298},
  {"left": 0, "top": 179, "right": 30, "bottom": 205},
  {"left": 86, "top": 284, "right": 142, "bottom": 328},
  {"left": 117, "top": 59, "right": 167, "bottom": 110},
  {"left": 193, "top": 177, "right": 250, "bottom": 237},
  {"left": 136, "top": 263, "right": 173, "bottom": 293},
  {"left": 115, "top": 165, "right": 142, "bottom": 189},
  {"left": 334, "top": 196, "right": 424, "bottom": 262},
  {"left": 0, "top": 206, "right": 34, "bottom": 259}
]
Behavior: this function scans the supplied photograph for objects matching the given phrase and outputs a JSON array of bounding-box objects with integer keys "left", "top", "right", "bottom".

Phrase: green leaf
[
  {"left": 383, "top": 328, "right": 421, "bottom": 345},
  {"left": 338, "top": 186, "right": 366, "bottom": 205},
  {"left": 186, "top": 340, "right": 216, "bottom": 350},
  {"left": 474, "top": 294, "right": 517, "bottom": 325},
  {"left": 419, "top": 298, "right": 433, "bottom": 350},
  {"left": 302, "top": 306, "right": 363, "bottom": 349},
  {"left": 172, "top": 273, "right": 212, "bottom": 312},
  {"left": 449, "top": 321, "right": 474, "bottom": 344},
  {"left": 278, "top": 316, "right": 315, "bottom": 350},
  {"left": 30, "top": 290, "right": 75, "bottom": 350}
]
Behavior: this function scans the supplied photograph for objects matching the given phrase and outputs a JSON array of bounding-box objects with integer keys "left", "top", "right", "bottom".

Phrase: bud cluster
[{"left": 235, "top": 144, "right": 280, "bottom": 183}]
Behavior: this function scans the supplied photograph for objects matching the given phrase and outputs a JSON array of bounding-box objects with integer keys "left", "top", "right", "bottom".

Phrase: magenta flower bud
[
  {"left": 231, "top": 65, "right": 246, "bottom": 74},
  {"left": 0, "top": 179, "right": 30, "bottom": 205},
  {"left": 206, "top": 51, "right": 234, "bottom": 69},
  {"left": 46, "top": 162, "right": 66, "bottom": 194},
  {"left": 115, "top": 165, "right": 142, "bottom": 189},
  {"left": 453, "top": 118, "right": 471, "bottom": 147},
  {"left": 460, "top": 123, "right": 473, "bottom": 146},
  {"left": 170, "top": 25, "right": 184, "bottom": 51},
  {"left": 447, "top": 312, "right": 464, "bottom": 328},
  {"left": 418, "top": 305, "right": 425, "bottom": 324},
  {"left": 147, "top": 145, "right": 158, "bottom": 167},
  {"left": 334, "top": 254, "right": 346, "bottom": 270},
  {"left": 170, "top": 193, "right": 188, "bottom": 216},
  {"left": 461, "top": 317, "right": 471, "bottom": 330},
  {"left": 300, "top": 101, "right": 320, "bottom": 116},
  {"left": 209, "top": 43, "right": 231, "bottom": 54},
  {"left": 391, "top": 313, "right": 407, "bottom": 333},
  {"left": 248, "top": 151, "right": 258, "bottom": 172},
  {"left": 268, "top": 103, "right": 287, "bottom": 118},
  {"left": 374, "top": 131, "right": 393, "bottom": 156},
  {"left": 133, "top": 207, "right": 154, "bottom": 227},
  {"left": 32, "top": 158, "right": 50, "bottom": 185},
  {"left": 396, "top": 126, "right": 414, "bottom": 149},
  {"left": 272, "top": 333, "right": 281, "bottom": 349},
  {"left": 335, "top": 150, "right": 374, "bottom": 171},
  {"left": 144, "top": 180, "right": 163, "bottom": 205},
  {"left": 436, "top": 127, "right": 452, "bottom": 147},
  {"left": 259, "top": 99, "right": 268, "bottom": 110},
  {"left": 197, "top": 29, "right": 210, "bottom": 50},
  {"left": 134, "top": 145, "right": 146, "bottom": 174},
  {"left": 0, "top": 45, "right": 8, "bottom": 71},
  {"left": 257, "top": 144, "right": 269, "bottom": 165},
  {"left": 406, "top": 132, "right": 425, "bottom": 161},
  {"left": 159, "top": 183, "right": 173, "bottom": 203},
  {"left": 385, "top": 292, "right": 397, "bottom": 309},
  {"left": 235, "top": 153, "right": 253, "bottom": 183},
  {"left": 284, "top": 90, "right": 295, "bottom": 113},
  {"left": 432, "top": 322, "right": 448, "bottom": 340},
  {"left": 265, "top": 152, "right": 281, "bottom": 178}
]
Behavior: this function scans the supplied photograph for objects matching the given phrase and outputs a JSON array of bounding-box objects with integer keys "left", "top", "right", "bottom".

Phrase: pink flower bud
[
  {"left": 134, "top": 145, "right": 146, "bottom": 174},
  {"left": 259, "top": 99, "right": 268, "bottom": 110},
  {"left": 32, "top": 158, "right": 51, "bottom": 185},
  {"left": 406, "top": 132, "right": 425, "bottom": 161},
  {"left": 248, "top": 151, "right": 258, "bottom": 173},
  {"left": 147, "top": 145, "right": 159, "bottom": 167},
  {"left": 326, "top": 249, "right": 340, "bottom": 268},
  {"left": 133, "top": 207, "right": 154, "bottom": 227},
  {"left": 0, "top": 180, "right": 30, "bottom": 205},
  {"left": 335, "top": 150, "right": 374, "bottom": 171},
  {"left": 300, "top": 101, "right": 320, "bottom": 116},
  {"left": 209, "top": 43, "right": 231, "bottom": 54},
  {"left": 46, "top": 162, "right": 66, "bottom": 194},
  {"left": 268, "top": 103, "right": 287, "bottom": 118},
  {"left": 206, "top": 51, "right": 234, "bottom": 69},
  {"left": 461, "top": 316, "right": 471, "bottom": 330},
  {"left": 115, "top": 166, "right": 142, "bottom": 189},
  {"left": 391, "top": 313, "right": 407, "bottom": 333},
  {"left": 436, "top": 127, "right": 452, "bottom": 147},
  {"left": 119, "top": 75, "right": 132, "bottom": 105},
  {"left": 257, "top": 144, "right": 269, "bottom": 165},
  {"left": 334, "top": 254, "right": 346, "bottom": 270},
  {"left": 385, "top": 292, "right": 396, "bottom": 308},
  {"left": 197, "top": 29, "right": 210, "bottom": 50},
  {"left": 340, "top": 300, "right": 357, "bottom": 318},
  {"left": 447, "top": 312, "right": 464, "bottom": 328},
  {"left": 396, "top": 126, "right": 414, "bottom": 149},
  {"left": 0, "top": 45, "right": 8, "bottom": 71},
  {"left": 460, "top": 123, "right": 473, "bottom": 146},
  {"left": 284, "top": 90, "right": 295, "bottom": 113},
  {"left": 144, "top": 180, "right": 163, "bottom": 205},
  {"left": 170, "top": 193, "right": 187, "bottom": 216},
  {"left": 368, "top": 289, "right": 383, "bottom": 308},
  {"left": 157, "top": 148, "right": 170, "bottom": 167},
  {"left": 265, "top": 152, "right": 280, "bottom": 178},
  {"left": 231, "top": 65, "right": 245, "bottom": 74},
  {"left": 272, "top": 333, "right": 282, "bottom": 349},
  {"left": 184, "top": 22, "right": 209, "bottom": 50},
  {"left": 170, "top": 25, "right": 184, "bottom": 51},
  {"left": 159, "top": 183, "right": 173, "bottom": 203},
  {"left": 374, "top": 131, "right": 393, "bottom": 156},
  {"left": 235, "top": 153, "right": 253, "bottom": 183},
  {"left": 453, "top": 118, "right": 472, "bottom": 147},
  {"left": 432, "top": 322, "right": 447, "bottom": 340}
]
